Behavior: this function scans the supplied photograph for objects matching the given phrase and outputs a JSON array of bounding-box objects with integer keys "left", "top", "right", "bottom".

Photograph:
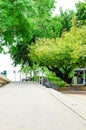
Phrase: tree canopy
[
  {"left": 0, "top": 0, "right": 55, "bottom": 42},
  {"left": 75, "top": 1, "right": 86, "bottom": 23},
  {"left": 0, "top": 0, "right": 86, "bottom": 83},
  {"left": 0, "top": 0, "right": 56, "bottom": 65},
  {"left": 29, "top": 25, "right": 86, "bottom": 83}
]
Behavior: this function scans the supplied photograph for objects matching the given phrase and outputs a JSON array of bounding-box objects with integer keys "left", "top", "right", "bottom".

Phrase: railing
[{"left": 0, "top": 74, "right": 10, "bottom": 87}]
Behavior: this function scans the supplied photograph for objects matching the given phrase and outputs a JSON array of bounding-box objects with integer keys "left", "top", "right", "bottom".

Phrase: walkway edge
[
  {"left": 35, "top": 81, "right": 86, "bottom": 122},
  {"left": 46, "top": 88, "right": 86, "bottom": 121}
]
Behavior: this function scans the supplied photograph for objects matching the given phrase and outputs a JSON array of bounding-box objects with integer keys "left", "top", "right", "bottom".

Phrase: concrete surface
[
  {"left": 62, "top": 91, "right": 86, "bottom": 106},
  {"left": 0, "top": 81, "right": 86, "bottom": 130}
]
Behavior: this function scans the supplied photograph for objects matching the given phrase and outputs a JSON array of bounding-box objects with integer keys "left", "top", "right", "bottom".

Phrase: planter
[
  {"left": 72, "top": 85, "right": 86, "bottom": 91},
  {"left": 57, "top": 87, "right": 70, "bottom": 91}
]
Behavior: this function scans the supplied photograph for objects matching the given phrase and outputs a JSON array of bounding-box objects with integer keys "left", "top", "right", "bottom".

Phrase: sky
[
  {"left": 0, "top": 53, "right": 21, "bottom": 81},
  {"left": 0, "top": 0, "right": 84, "bottom": 81},
  {"left": 53, "top": 0, "right": 84, "bottom": 15}
]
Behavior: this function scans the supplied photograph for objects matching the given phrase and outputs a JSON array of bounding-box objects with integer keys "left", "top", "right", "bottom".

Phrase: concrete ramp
[{"left": 0, "top": 82, "right": 86, "bottom": 130}]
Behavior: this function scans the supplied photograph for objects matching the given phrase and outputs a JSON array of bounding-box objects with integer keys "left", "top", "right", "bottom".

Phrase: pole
[
  {"left": 13, "top": 70, "right": 16, "bottom": 81},
  {"left": 19, "top": 70, "right": 21, "bottom": 81},
  {"left": 25, "top": 61, "right": 28, "bottom": 79},
  {"left": 83, "top": 70, "right": 85, "bottom": 85}
]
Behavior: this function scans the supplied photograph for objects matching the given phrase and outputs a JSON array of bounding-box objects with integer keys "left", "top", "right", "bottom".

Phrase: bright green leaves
[
  {"left": 34, "top": 0, "right": 55, "bottom": 16},
  {"left": 0, "top": 0, "right": 39, "bottom": 45},
  {"left": 29, "top": 25, "right": 86, "bottom": 83},
  {"left": 0, "top": 0, "right": 86, "bottom": 74}
]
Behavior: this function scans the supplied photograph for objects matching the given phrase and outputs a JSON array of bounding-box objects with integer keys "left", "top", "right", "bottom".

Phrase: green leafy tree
[
  {"left": 58, "top": 8, "right": 75, "bottom": 34},
  {"left": 33, "top": 17, "right": 62, "bottom": 39},
  {"left": 0, "top": 0, "right": 36, "bottom": 63},
  {"left": 75, "top": 1, "right": 86, "bottom": 23},
  {"left": 0, "top": 0, "right": 86, "bottom": 69},
  {"left": 72, "top": 1, "right": 86, "bottom": 27},
  {"left": 0, "top": 0, "right": 36, "bottom": 44},
  {"left": 29, "top": 26, "right": 86, "bottom": 84},
  {"left": 0, "top": 0, "right": 60, "bottom": 65}
]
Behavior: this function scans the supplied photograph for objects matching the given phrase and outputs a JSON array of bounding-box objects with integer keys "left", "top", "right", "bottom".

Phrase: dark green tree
[
  {"left": 75, "top": 1, "right": 86, "bottom": 22},
  {"left": 0, "top": 0, "right": 56, "bottom": 65},
  {"left": 58, "top": 8, "right": 75, "bottom": 34}
]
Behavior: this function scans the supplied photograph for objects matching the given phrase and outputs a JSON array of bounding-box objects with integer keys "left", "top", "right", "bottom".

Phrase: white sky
[
  {"left": 0, "top": 54, "right": 15, "bottom": 80},
  {"left": 0, "top": 53, "right": 20, "bottom": 81},
  {"left": 0, "top": 0, "right": 84, "bottom": 80},
  {"left": 53, "top": 0, "right": 84, "bottom": 15}
]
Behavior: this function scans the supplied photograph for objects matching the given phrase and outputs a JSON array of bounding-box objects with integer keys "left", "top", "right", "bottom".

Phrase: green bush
[{"left": 46, "top": 71, "right": 67, "bottom": 87}]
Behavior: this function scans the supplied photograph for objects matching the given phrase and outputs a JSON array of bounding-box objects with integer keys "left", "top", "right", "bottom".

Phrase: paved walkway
[
  {"left": 0, "top": 82, "right": 86, "bottom": 130},
  {"left": 62, "top": 91, "right": 86, "bottom": 106}
]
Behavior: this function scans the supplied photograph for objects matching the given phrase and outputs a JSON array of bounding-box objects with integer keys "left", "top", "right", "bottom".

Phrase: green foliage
[
  {"left": 0, "top": 0, "right": 36, "bottom": 43},
  {"left": 34, "top": 17, "right": 63, "bottom": 39},
  {"left": 58, "top": 8, "right": 75, "bottom": 33},
  {"left": 0, "top": 0, "right": 55, "bottom": 43},
  {"left": 9, "top": 43, "right": 29, "bottom": 65},
  {"left": 0, "top": 46, "right": 3, "bottom": 52},
  {"left": 0, "top": 0, "right": 86, "bottom": 76},
  {"left": 0, "top": 0, "right": 56, "bottom": 65},
  {"left": 29, "top": 25, "right": 86, "bottom": 83},
  {"left": 43, "top": 68, "right": 67, "bottom": 87},
  {"left": 75, "top": 1, "right": 86, "bottom": 22}
]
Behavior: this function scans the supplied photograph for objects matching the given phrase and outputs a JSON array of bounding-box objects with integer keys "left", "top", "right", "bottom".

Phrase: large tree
[
  {"left": 29, "top": 26, "right": 86, "bottom": 84},
  {"left": 0, "top": 0, "right": 56, "bottom": 65},
  {"left": 0, "top": 0, "right": 86, "bottom": 69}
]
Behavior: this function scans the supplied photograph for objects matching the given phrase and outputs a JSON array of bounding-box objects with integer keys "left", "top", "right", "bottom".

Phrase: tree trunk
[{"left": 48, "top": 67, "right": 72, "bottom": 84}]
